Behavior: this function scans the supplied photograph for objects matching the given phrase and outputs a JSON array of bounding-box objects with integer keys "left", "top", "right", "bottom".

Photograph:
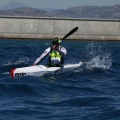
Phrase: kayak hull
[{"left": 10, "top": 62, "right": 83, "bottom": 78}]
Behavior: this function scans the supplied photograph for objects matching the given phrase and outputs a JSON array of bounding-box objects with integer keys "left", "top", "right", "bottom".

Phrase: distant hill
[
  {"left": 0, "top": 2, "right": 120, "bottom": 19},
  {"left": 47, "top": 5, "right": 120, "bottom": 19},
  {"left": 0, "top": 1, "right": 31, "bottom": 10},
  {"left": 0, "top": 7, "right": 47, "bottom": 17},
  {"left": 40, "top": 8, "right": 56, "bottom": 12}
]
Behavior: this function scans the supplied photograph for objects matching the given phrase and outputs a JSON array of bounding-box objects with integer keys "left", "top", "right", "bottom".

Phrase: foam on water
[
  {"left": 2, "top": 57, "right": 30, "bottom": 66},
  {"left": 85, "top": 54, "right": 112, "bottom": 70},
  {"left": 84, "top": 42, "right": 112, "bottom": 70}
]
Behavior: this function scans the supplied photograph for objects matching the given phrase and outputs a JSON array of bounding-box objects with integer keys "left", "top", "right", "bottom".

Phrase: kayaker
[{"left": 33, "top": 37, "right": 67, "bottom": 67}]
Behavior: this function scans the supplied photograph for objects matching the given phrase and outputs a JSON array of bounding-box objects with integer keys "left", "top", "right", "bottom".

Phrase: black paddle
[{"left": 61, "top": 27, "right": 78, "bottom": 42}]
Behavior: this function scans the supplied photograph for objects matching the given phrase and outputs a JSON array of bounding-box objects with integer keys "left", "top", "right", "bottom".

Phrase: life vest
[{"left": 49, "top": 50, "right": 62, "bottom": 65}]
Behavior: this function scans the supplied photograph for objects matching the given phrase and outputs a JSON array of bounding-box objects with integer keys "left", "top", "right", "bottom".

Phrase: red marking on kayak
[{"left": 10, "top": 68, "right": 16, "bottom": 78}]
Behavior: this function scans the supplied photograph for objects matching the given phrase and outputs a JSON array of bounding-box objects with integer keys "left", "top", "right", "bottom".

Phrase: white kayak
[{"left": 10, "top": 62, "right": 83, "bottom": 78}]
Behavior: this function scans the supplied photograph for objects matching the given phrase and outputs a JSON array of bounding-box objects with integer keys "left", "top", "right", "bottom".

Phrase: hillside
[
  {"left": 47, "top": 5, "right": 120, "bottom": 19},
  {"left": 0, "top": 7, "right": 47, "bottom": 17},
  {"left": 0, "top": 4, "right": 120, "bottom": 19},
  {"left": 0, "top": 1, "right": 30, "bottom": 10}
]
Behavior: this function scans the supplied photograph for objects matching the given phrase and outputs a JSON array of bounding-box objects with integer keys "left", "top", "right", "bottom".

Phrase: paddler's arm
[
  {"left": 58, "top": 46, "right": 67, "bottom": 58},
  {"left": 33, "top": 47, "right": 51, "bottom": 66}
]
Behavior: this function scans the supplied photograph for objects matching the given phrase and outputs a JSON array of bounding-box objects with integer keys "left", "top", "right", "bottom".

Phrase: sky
[{"left": 0, "top": 0, "right": 120, "bottom": 9}]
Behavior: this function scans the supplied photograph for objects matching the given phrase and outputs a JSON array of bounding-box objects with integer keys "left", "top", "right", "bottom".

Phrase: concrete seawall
[{"left": 0, "top": 16, "right": 120, "bottom": 40}]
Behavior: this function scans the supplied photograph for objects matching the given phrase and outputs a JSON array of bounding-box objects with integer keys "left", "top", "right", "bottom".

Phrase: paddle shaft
[{"left": 61, "top": 27, "right": 78, "bottom": 41}]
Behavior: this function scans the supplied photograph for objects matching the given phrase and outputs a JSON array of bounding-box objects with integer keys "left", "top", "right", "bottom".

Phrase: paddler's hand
[{"left": 33, "top": 63, "right": 36, "bottom": 66}]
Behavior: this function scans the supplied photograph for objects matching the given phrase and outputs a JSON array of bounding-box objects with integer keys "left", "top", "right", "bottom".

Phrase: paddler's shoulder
[{"left": 59, "top": 46, "right": 66, "bottom": 50}]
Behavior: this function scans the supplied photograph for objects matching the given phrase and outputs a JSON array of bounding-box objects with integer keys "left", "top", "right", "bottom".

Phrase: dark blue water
[{"left": 0, "top": 39, "right": 120, "bottom": 120}]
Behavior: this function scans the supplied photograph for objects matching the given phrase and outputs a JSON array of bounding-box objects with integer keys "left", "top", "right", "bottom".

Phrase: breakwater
[{"left": 0, "top": 16, "right": 120, "bottom": 40}]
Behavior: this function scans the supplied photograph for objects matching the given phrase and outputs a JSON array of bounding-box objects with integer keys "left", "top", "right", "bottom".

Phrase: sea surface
[{"left": 0, "top": 39, "right": 120, "bottom": 120}]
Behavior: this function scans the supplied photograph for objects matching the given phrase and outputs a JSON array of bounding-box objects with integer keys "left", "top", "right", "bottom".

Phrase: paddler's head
[{"left": 52, "top": 37, "right": 61, "bottom": 46}]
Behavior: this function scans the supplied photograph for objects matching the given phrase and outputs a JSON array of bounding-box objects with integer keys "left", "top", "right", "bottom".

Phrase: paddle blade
[{"left": 62, "top": 27, "right": 78, "bottom": 40}]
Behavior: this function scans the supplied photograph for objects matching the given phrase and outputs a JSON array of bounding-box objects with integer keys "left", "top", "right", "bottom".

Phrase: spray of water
[
  {"left": 85, "top": 54, "right": 112, "bottom": 70},
  {"left": 85, "top": 42, "right": 112, "bottom": 70},
  {"left": 2, "top": 57, "right": 30, "bottom": 66}
]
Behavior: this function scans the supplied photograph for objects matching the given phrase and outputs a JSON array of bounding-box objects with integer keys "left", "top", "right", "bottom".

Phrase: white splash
[
  {"left": 2, "top": 57, "right": 30, "bottom": 66},
  {"left": 14, "top": 57, "right": 30, "bottom": 65},
  {"left": 46, "top": 43, "right": 50, "bottom": 46},
  {"left": 85, "top": 54, "right": 112, "bottom": 70}
]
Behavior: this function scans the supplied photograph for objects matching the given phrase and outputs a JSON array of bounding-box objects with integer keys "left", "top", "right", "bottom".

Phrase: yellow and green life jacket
[
  {"left": 50, "top": 51, "right": 61, "bottom": 59},
  {"left": 48, "top": 50, "right": 64, "bottom": 67}
]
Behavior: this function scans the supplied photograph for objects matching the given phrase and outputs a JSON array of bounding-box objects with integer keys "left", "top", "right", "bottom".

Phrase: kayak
[
  {"left": 10, "top": 62, "right": 83, "bottom": 78},
  {"left": 10, "top": 27, "right": 79, "bottom": 78}
]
